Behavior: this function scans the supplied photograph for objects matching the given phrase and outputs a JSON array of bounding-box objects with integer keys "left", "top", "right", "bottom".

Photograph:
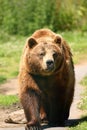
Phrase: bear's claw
[{"left": 25, "top": 125, "right": 42, "bottom": 130}]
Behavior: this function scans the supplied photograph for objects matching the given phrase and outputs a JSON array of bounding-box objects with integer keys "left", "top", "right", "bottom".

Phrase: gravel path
[{"left": 0, "top": 63, "right": 87, "bottom": 130}]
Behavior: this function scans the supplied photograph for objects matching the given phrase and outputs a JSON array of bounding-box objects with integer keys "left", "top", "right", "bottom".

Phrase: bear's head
[{"left": 22, "top": 29, "right": 71, "bottom": 76}]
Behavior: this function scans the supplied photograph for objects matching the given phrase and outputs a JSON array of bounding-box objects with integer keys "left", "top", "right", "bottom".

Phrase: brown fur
[{"left": 18, "top": 29, "right": 75, "bottom": 129}]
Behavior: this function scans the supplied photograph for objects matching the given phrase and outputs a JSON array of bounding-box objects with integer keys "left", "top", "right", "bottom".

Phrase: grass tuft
[
  {"left": 70, "top": 122, "right": 87, "bottom": 130},
  {"left": 0, "top": 75, "right": 7, "bottom": 84},
  {"left": 0, "top": 94, "right": 19, "bottom": 106}
]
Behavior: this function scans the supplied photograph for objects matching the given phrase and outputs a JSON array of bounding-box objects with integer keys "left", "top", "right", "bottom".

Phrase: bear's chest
[{"left": 32, "top": 74, "right": 68, "bottom": 93}]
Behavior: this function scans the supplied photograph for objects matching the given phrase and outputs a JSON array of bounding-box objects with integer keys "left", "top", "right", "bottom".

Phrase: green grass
[
  {"left": 0, "top": 75, "right": 7, "bottom": 84},
  {"left": 0, "top": 94, "right": 19, "bottom": 106},
  {"left": 69, "top": 76, "right": 87, "bottom": 130},
  {"left": 0, "top": 33, "right": 26, "bottom": 84},
  {"left": 0, "top": 31, "right": 87, "bottom": 85},
  {"left": 69, "top": 122, "right": 87, "bottom": 130}
]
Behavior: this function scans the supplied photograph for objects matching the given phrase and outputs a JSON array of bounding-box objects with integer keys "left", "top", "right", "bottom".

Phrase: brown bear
[{"left": 18, "top": 29, "right": 75, "bottom": 130}]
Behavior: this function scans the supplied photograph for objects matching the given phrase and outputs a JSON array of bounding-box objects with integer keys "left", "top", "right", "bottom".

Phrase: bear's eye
[
  {"left": 39, "top": 52, "right": 45, "bottom": 57},
  {"left": 53, "top": 51, "right": 58, "bottom": 58}
]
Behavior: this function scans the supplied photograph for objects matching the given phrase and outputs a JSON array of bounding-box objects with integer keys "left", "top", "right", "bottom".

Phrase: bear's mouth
[
  {"left": 44, "top": 65, "right": 55, "bottom": 75},
  {"left": 45, "top": 67, "right": 55, "bottom": 73}
]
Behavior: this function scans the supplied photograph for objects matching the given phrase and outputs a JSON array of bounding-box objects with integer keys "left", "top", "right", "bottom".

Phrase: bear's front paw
[{"left": 25, "top": 125, "right": 42, "bottom": 130}]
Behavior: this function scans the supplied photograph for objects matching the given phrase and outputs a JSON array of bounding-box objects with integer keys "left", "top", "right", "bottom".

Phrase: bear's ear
[
  {"left": 27, "top": 37, "right": 37, "bottom": 48},
  {"left": 54, "top": 35, "right": 62, "bottom": 45}
]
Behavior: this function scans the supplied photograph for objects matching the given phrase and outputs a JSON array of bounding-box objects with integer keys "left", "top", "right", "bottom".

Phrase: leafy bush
[{"left": 0, "top": 0, "right": 87, "bottom": 35}]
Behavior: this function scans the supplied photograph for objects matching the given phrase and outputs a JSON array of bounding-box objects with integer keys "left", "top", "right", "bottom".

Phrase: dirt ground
[{"left": 0, "top": 63, "right": 87, "bottom": 129}]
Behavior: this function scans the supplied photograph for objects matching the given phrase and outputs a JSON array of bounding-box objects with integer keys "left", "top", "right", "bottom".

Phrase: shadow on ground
[
  {"left": 41, "top": 116, "right": 87, "bottom": 129},
  {"left": 0, "top": 117, "right": 87, "bottom": 130},
  {"left": 66, "top": 116, "right": 87, "bottom": 127}
]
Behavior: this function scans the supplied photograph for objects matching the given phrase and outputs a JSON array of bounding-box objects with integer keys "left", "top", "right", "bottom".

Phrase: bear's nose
[{"left": 46, "top": 60, "right": 54, "bottom": 70}]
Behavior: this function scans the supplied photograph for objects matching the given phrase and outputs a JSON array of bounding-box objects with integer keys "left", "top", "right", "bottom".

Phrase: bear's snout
[{"left": 46, "top": 60, "right": 54, "bottom": 71}]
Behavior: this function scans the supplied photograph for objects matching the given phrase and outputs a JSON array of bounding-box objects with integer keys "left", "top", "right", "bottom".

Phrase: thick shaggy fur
[{"left": 18, "top": 29, "right": 75, "bottom": 130}]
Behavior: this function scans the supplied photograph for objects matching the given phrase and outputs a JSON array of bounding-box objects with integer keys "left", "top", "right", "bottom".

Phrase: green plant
[
  {"left": 0, "top": 94, "right": 19, "bottom": 106},
  {"left": 69, "top": 122, "right": 87, "bottom": 130}
]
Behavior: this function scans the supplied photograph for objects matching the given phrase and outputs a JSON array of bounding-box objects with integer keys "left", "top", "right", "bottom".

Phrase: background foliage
[{"left": 0, "top": 0, "right": 87, "bottom": 35}]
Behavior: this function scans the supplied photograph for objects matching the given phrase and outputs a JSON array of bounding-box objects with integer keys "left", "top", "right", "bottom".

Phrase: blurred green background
[{"left": 0, "top": 0, "right": 87, "bottom": 35}]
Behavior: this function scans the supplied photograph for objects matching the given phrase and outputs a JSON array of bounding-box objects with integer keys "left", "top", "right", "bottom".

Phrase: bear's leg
[
  {"left": 55, "top": 104, "right": 70, "bottom": 126},
  {"left": 49, "top": 110, "right": 66, "bottom": 126},
  {"left": 40, "top": 105, "right": 47, "bottom": 121},
  {"left": 63, "top": 105, "right": 70, "bottom": 121},
  {"left": 20, "top": 90, "right": 42, "bottom": 130},
  {"left": 40, "top": 105, "right": 49, "bottom": 125},
  {"left": 63, "top": 89, "right": 74, "bottom": 121},
  {"left": 63, "top": 98, "right": 73, "bottom": 121},
  {"left": 49, "top": 99, "right": 66, "bottom": 126}
]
